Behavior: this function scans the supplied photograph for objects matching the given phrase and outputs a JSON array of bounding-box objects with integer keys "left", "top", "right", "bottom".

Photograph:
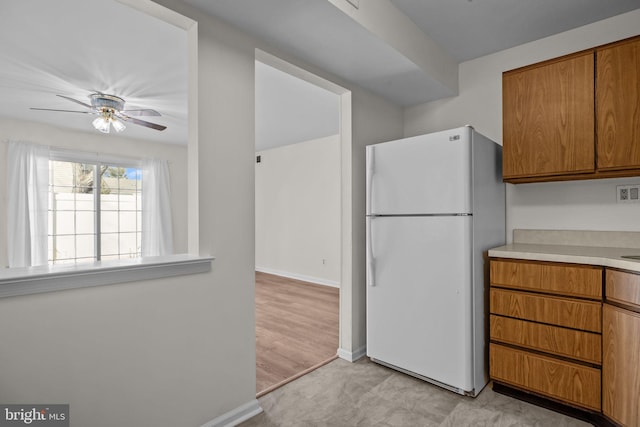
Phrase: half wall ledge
[{"left": 0, "top": 254, "right": 214, "bottom": 298}]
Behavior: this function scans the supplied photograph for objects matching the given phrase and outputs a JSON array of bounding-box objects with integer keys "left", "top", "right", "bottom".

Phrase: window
[
  {"left": 48, "top": 159, "right": 142, "bottom": 265},
  {"left": 7, "top": 141, "right": 173, "bottom": 269}
]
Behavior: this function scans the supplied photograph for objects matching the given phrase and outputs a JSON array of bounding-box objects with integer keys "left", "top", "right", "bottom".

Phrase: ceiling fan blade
[
  {"left": 121, "top": 109, "right": 161, "bottom": 117},
  {"left": 57, "top": 94, "right": 93, "bottom": 109},
  {"left": 30, "top": 108, "right": 91, "bottom": 114},
  {"left": 117, "top": 113, "right": 166, "bottom": 131}
]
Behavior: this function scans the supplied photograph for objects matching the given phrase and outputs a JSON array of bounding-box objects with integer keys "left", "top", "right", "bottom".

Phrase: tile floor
[{"left": 240, "top": 358, "right": 591, "bottom": 427}]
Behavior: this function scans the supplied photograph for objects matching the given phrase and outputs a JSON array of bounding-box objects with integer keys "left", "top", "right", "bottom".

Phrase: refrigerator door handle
[
  {"left": 366, "top": 216, "right": 376, "bottom": 287},
  {"left": 366, "top": 146, "right": 374, "bottom": 215}
]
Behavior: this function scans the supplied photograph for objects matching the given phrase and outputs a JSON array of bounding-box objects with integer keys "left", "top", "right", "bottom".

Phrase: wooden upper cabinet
[
  {"left": 502, "top": 35, "right": 640, "bottom": 183},
  {"left": 503, "top": 51, "right": 595, "bottom": 180},
  {"left": 597, "top": 37, "right": 640, "bottom": 170}
]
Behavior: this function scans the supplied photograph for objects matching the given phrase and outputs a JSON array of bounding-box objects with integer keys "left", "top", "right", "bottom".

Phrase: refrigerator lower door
[{"left": 366, "top": 215, "right": 474, "bottom": 393}]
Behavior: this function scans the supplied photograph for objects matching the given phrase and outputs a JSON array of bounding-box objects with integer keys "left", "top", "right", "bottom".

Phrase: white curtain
[
  {"left": 142, "top": 158, "right": 174, "bottom": 257},
  {"left": 7, "top": 141, "right": 50, "bottom": 267}
]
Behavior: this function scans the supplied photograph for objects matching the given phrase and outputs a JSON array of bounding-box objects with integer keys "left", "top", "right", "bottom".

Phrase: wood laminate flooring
[{"left": 255, "top": 272, "right": 339, "bottom": 395}]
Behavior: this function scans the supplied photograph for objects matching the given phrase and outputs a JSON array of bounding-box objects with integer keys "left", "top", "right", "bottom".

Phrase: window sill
[{"left": 0, "top": 254, "right": 214, "bottom": 298}]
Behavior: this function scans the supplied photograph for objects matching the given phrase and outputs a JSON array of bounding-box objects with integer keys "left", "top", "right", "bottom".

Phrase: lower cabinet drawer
[
  {"left": 490, "top": 288, "right": 602, "bottom": 332},
  {"left": 490, "top": 315, "right": 602, "bottom": 364},
  {"left": 606, "top": 269, "right": 640, "bottom": 309},
  {"left": 490, "top": 343, "right": 601, "bottom": 411}
]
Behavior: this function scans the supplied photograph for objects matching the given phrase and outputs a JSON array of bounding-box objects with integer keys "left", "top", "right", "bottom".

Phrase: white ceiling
[
  {"left": 187, "top": 0, "right": 640, "bottom": 106},
  {"left": 0, "top": 0, "right": 188, "bottom": 145},
  {"left": 391, "top": 0, "right": 640, "bottom": 63},
  {"left": 187, "top": 0, "right": 456, "bottom": 107},
  {"left": 2, "top": 0, "right": 639, "bottom": 148},
  {"left": 255, "top": 61, "right": 340, "bottom": 151}
]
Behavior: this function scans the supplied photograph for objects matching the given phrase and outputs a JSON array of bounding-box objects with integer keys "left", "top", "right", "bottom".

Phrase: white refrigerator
[{"left": 366, "top": 126, "right": 505, "bottom": 396}]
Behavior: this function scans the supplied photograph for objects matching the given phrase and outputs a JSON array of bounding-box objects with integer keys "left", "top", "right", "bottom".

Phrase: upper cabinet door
[
  {"left": 597, "top": 37, "right": 640, "bottom": 170},
  {"left": 503, "top": 51, "right": 595, "bottom": 180}
]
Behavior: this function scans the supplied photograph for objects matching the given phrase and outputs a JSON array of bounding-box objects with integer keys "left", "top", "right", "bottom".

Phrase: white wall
[
  {"left": 0, "top": 117, "right": 188, "bottom": 267},
  {"left": 0, "top": 4, "right": 259, "bottom": 426},
  {"left": 255, "top": 135, "right": 341, "bottom": 286},
  {"left": 0, "top": 1, "right": 405, "bottom": 426},
  {"left": 404, "top": 10, "right": 640, "bottom": 241}
]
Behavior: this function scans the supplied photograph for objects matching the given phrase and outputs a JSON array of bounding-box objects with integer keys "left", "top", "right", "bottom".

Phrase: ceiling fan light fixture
[
  {"left": 111, "top": 118, "right": 126, "bottom": 133},
  {"left": 32, "top": 93, "right": 167, "bottom": 133},
  {"left": 92, "top": 116, "right": 111, "bottom": 133}
]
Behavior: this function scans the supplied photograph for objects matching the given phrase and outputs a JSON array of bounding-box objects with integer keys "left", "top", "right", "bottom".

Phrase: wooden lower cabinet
[
  {"left": 490, "top": 260, "right": 640, "bottom": 425},
  {"left": 489, "top": 259, "right": 603, "bottom": 413},
  {"left": 490, "top": 344, "right": 601, "bottom": 411},
  {"left": 603, "top": 303, "right": 640, "bottom": 426}
]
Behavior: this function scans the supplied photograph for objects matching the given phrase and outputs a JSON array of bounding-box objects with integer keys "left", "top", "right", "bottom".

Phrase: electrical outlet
[{"left": 617, "top": 184, "right": 640, "bottom": 203}]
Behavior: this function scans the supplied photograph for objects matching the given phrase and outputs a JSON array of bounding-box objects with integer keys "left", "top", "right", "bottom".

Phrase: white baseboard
[
  {"left": 200, "top": 399, "right": 262, "bottom": 427},
  {"left": 337, "top": 346, "right": 367, "bottom": 362},
  {"left": 255, "top": 266, "right": 340, "bottom": 288}
]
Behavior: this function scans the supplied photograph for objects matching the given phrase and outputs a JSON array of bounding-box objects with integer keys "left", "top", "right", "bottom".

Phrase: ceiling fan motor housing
[{"left": 90, "top": 93, "right": 125, "bottom": 111}]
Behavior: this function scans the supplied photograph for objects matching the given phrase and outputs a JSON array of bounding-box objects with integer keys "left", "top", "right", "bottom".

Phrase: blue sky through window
[{"left": 126, "top": 168, "right": 142, "bottom": 180}]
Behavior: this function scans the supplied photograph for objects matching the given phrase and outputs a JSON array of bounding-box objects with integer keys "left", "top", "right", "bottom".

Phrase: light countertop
[
  {"left": 489, "top": 242, "right": 640, "bottom": 273},
  {"left": 489, "top": 229, "right": 640, "bottom": 273}
]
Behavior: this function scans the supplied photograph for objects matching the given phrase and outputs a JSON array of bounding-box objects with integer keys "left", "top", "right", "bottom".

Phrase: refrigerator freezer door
[
  {"left": 366, "top": 215, "right": 474, "bottom": 392},
  {"left": 366, "top": 127, "right": 472, "bottom": 215}
]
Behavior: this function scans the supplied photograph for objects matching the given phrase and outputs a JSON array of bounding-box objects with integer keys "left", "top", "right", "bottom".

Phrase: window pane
[
  {"left": 119, "top": 233, "right": 138, "bottom": 257},
  {"left": 75, "top": 193, "right": 94, "bottom": 211},
  {"left": 101, "top": 194, "right": 119, "bottom": 211},
  {"left": 101, "top": 233, "right": 119, "bottom": 256},
  {"left": 52, "top": 235, "right": 75, "bottom": 261},
  {"left": 52, "top": 193, "right": 75, "bottom": 210},
  {"left": 118, "top": 195, "right": 136, "bottom": 211},
  {"left": 50, "top": 161, "right": 73, "bottom": 189},
  {"left": 101, "top": 211, "right": 119, "bottom": 233},
  {"left": 48, "top": 236, "right": 53, "bottom": 261},
  {"left": 100, "top": 165, "right": 142, "bottom": 259},
  {"left": 54, "top": 212, "right": 75, "bottom": 235},
  {"left": 75, "top": 235, "right": 95, "bottom": 260},
  {"left": 75, "top": 164, "right": 94, "bottom": 188},
  {"left": 76, "top": 211, "right": 95, "bottom": 234},
  {"left": 119, "top": 211, "right": 137, "bottom": 233}
]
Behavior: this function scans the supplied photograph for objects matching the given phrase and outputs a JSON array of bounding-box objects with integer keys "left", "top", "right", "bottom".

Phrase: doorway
[{"left": 254, "top": 52, "right": 347, "bottom": 395}]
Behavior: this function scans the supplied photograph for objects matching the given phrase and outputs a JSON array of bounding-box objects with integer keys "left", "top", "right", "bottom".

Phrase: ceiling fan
[{"left": 31, "top": 93, "right": 167, "bottom": 134}]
